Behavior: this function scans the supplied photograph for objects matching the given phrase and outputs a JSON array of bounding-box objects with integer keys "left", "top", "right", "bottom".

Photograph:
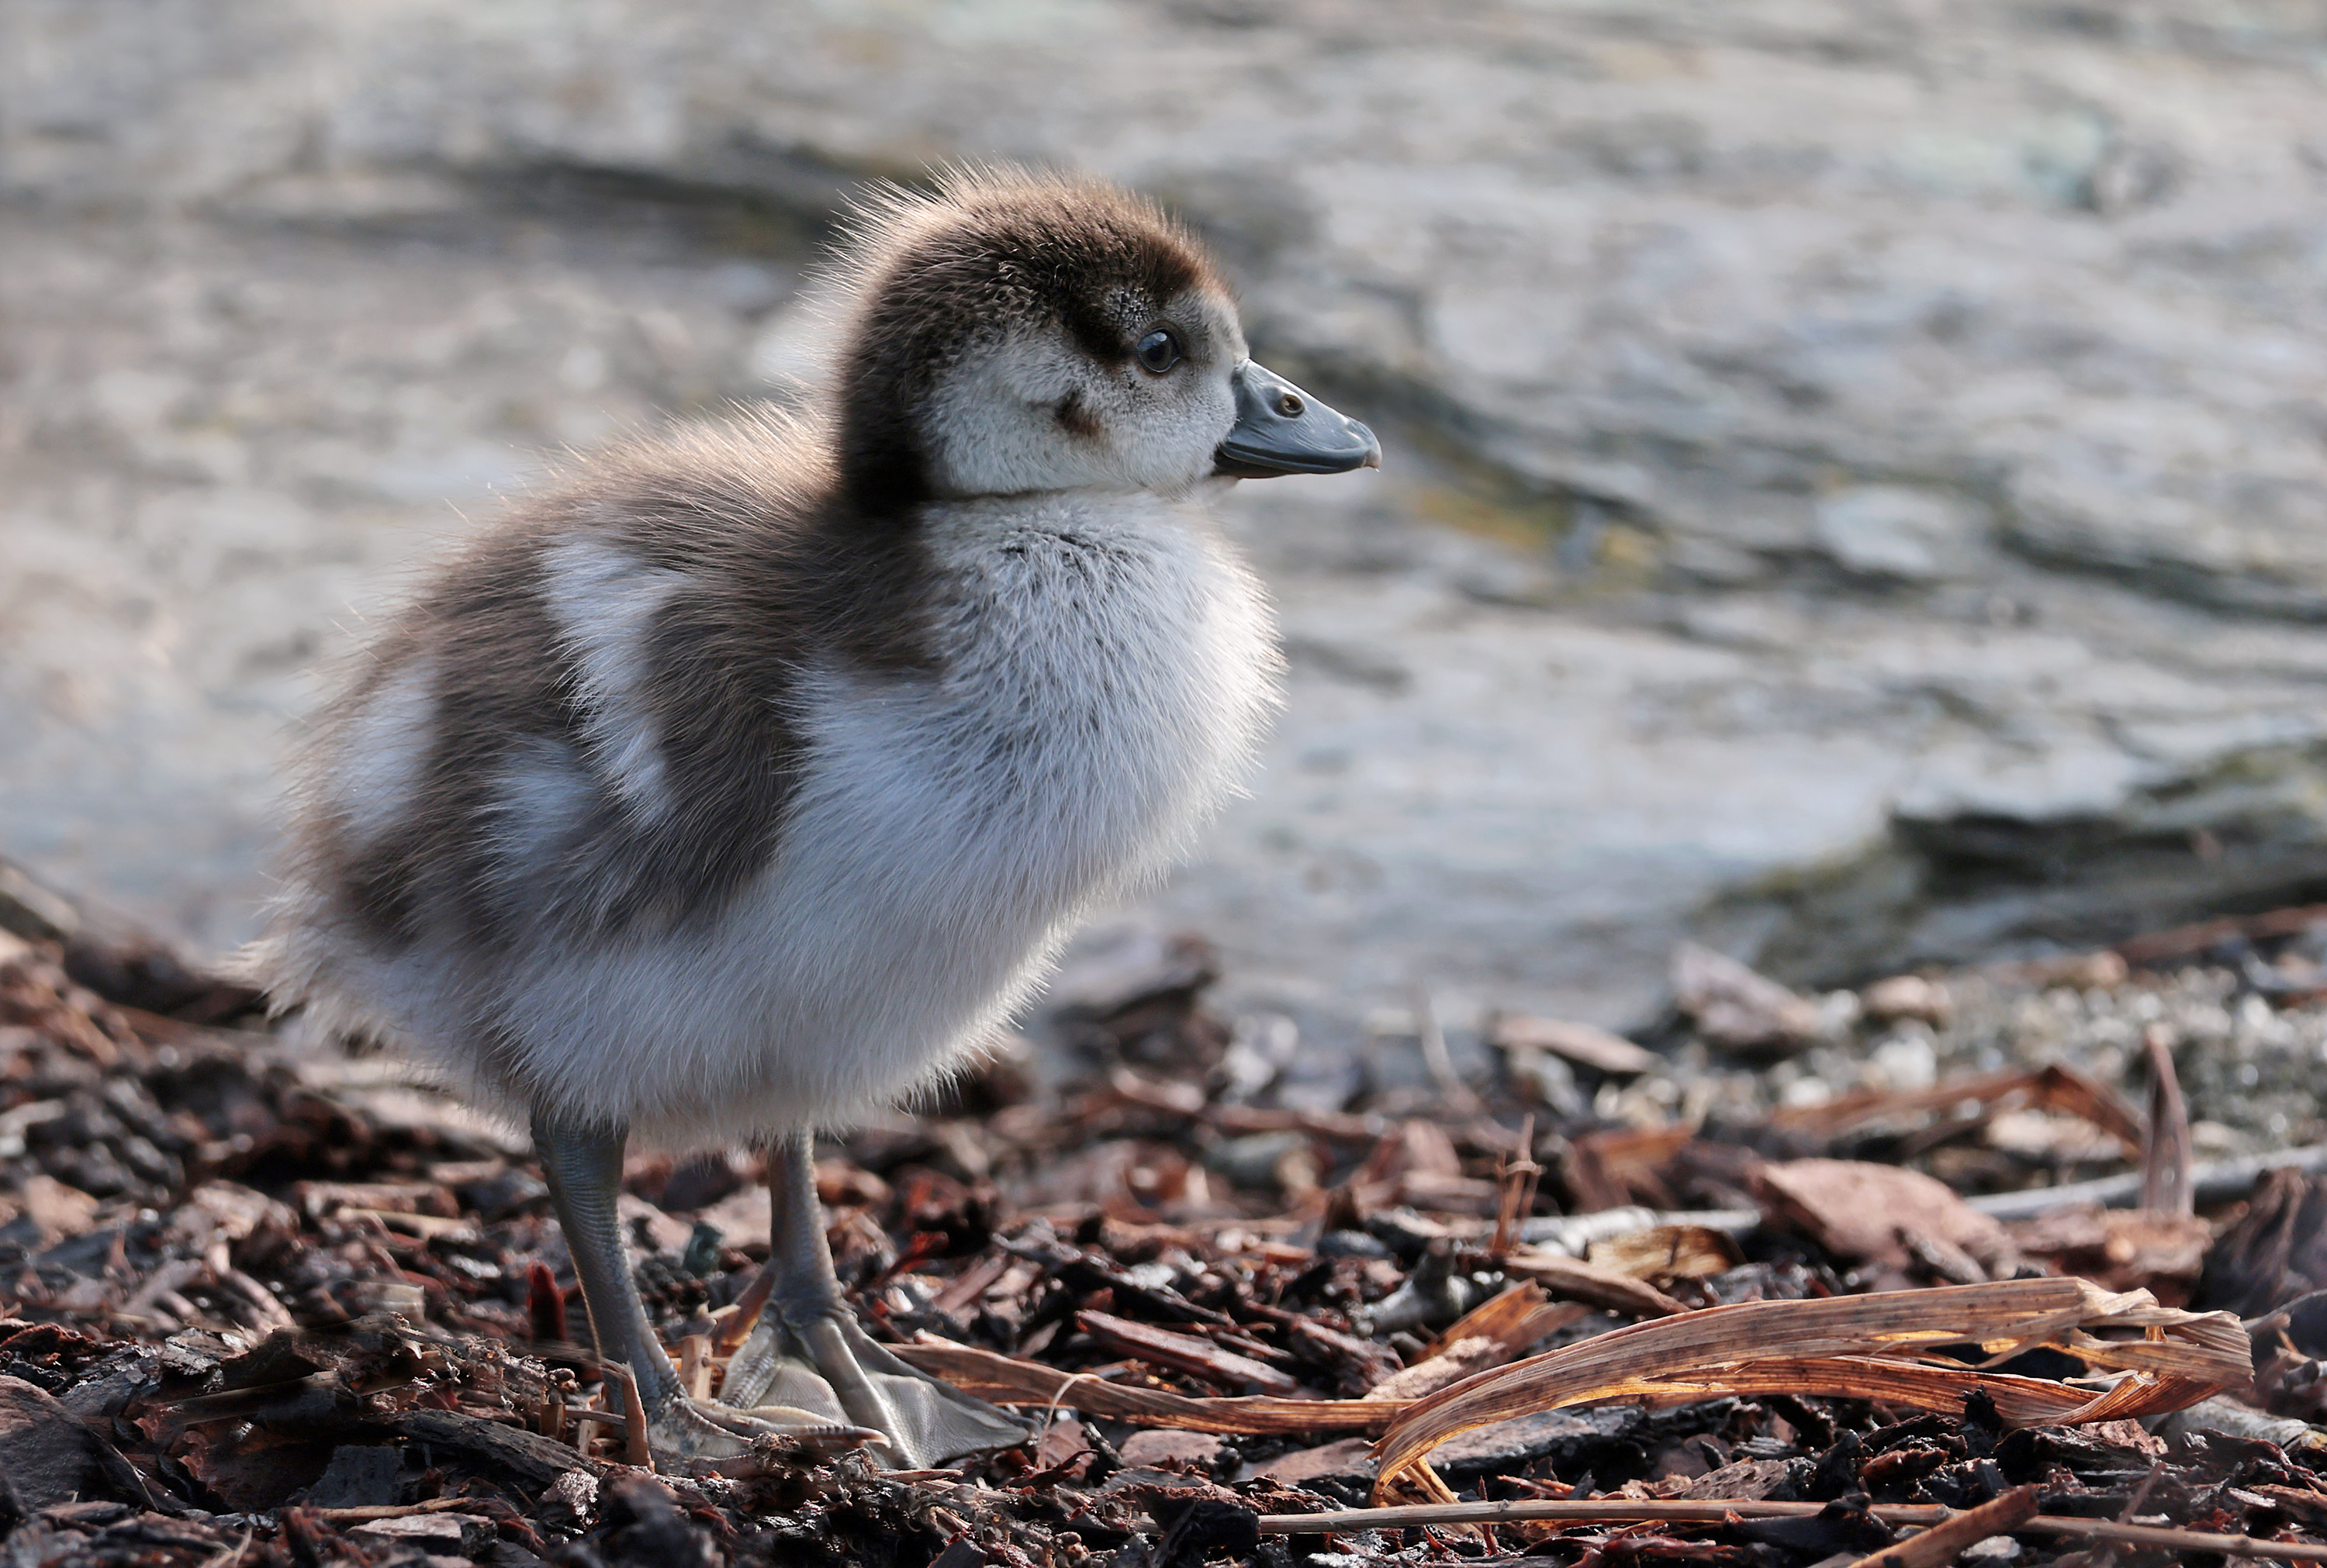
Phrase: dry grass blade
[
  {"left": 1371, "top": 1277, "right": 2246, "bottom": 1501},
  {"left": 894, "top": 1335, "right": 1409, "bottom": 1434}
]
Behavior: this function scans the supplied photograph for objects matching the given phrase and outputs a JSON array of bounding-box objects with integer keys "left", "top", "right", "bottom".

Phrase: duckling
[{"left": 247, "top": 168, "right": 1379, "bottom": 1465}]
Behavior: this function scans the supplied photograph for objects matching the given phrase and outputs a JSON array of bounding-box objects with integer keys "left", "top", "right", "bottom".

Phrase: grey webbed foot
[
  {"left": 719, "top": 1131, "right": 1028, "bottom": 1469},
  {"left": 718, "top": 1300, "right": 1028, "bottom": 1470}
]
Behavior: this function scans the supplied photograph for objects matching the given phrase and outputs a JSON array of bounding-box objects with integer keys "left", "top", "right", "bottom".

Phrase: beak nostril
[{"left": 1218, "top": 360, "right": 1376, "bottom": 477}]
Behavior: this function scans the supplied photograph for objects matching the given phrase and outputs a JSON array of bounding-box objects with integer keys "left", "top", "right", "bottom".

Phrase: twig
[
  {"left": 1510, "top": 1206, "right": 1759, "bottom": 1255},
  {"left": 1495, "top": 1248, "right": 1690, "bottom": 1318},
  {"left": 2086, "top": 1458, "right": 2169, "bottom": 1568},
  {"left": 1249, "top": 1497, "right": 2327, "bottom": 1560},
  {"left": 309, "top": 1498, "right": 489, "bottom": 1524},
  {"left": 1965, "top": 1141, "right": 2327, "bottom": 1221},
  {"left": 2114, "top": 902, "right": 2327, "bottom": 965},
  {"left": 1488, "top": 1114, "right": 1540, "bottom": 1258},
  {"left": 569, "top": 1407, "right": 628, "bottom": 1438},
  {"left": 1843, "top": 1486, "right": 2038, "bottom": 1567},
  {"left": 602, "top": 1359, "right": 653, "bottom": 1469},
  {"left": 712, "top": 1263, "right": 777, "bottom": 1356}
]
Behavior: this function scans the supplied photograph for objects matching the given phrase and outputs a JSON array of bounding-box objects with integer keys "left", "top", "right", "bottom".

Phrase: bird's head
[{"left": 822, "top": 167, "right": 1379, "bottom": 513}]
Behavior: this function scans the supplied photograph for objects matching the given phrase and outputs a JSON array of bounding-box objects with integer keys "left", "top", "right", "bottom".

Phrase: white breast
[{"left": 493, "top": 491, "right": 1281, "bottom": 1147}]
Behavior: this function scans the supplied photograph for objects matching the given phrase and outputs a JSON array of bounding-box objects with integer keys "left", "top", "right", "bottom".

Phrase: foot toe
[
  {"left": 648, "top": 1394, "right": 885, "bottom": 1458},
  {"left": 712, "top": 1307, "right": 1027, "bottom": 1469}
]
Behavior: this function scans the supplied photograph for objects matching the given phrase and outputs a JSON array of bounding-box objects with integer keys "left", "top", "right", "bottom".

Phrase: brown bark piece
[
  {"left": 0, "top": 1373, "right": 141, "bottom": 1508},
  {"left": 2010, "top": 1207, "right": 2213, "bottom": 1296},
  {"left": 1755, "top": 1159, "right": 2015, "bottom": 1277},
  {"left": 1499, "top": 1249, "right": 1693, "bottom": 1318},
  {"left": 1079, "top": 1310, "right": 1303, "bottom": 1396},
  {"left": 1587, "top": 1225, "right": 1744, "bottom": 1283}
]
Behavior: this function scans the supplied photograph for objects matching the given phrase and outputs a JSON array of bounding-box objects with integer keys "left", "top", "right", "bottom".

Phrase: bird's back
[{"left": 249, "top": 411, "right": 1278, "bottom": 1145}]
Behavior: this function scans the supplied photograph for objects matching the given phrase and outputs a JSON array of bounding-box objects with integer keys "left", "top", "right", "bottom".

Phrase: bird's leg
[
  {"left": 534, "top": 1116, "right": 683, "bottom": 1411},
  {"left": 719, "top": 1132, "right": 1030, "bottom": 1469},
  {"left": 531, "top": 1114, "right": 877, "bottom": 1459}
]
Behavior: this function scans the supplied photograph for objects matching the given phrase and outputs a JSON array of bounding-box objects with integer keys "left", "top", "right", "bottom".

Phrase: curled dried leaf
[{"left": 1370, "top": 1276, "right": 2246, "bottom": 1501}]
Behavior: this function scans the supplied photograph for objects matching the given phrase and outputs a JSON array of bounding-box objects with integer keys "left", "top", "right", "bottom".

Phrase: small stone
[
  {"left": 1869, "top": 1027, "right": 1940, "bottom": 1092},
  {"left": 1779, "top": 1076, "right": 1833, "bottom": 1108},
  {"left": 1672, "top": 945, "right": 1824, "bottom": 1056},
  {"left": 1862, "top": 974, "right": 1953, "bottom": 1025}
]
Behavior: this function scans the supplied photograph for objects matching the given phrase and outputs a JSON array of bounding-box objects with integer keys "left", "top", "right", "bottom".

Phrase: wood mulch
[{"left": 2, "top": 909, "right": 2325, "bottom": 1568}]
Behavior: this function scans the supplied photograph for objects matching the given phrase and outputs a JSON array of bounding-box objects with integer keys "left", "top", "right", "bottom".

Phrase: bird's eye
[{"left": 1135, "top": 328, "right": 1181, "bottom": 375}]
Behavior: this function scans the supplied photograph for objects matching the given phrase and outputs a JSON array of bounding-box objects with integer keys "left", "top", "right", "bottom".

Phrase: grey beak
[{"left": 1213, "top": 360, "right": 1382, "bottom": 478}]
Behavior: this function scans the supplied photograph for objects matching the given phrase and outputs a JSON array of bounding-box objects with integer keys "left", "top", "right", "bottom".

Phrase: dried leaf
[
  {"left": 1562, "top": 1124, "right": 1698, "bottom": 1212},
  {"left": 2009, "top": 1207, "right": 2213, "bottom": 1295},
  {"left": 1370, "top": 1277, "right": 2247, "bottom": 1501},
  {"left": 1754, "top": 1159, "right": 2015, "bottom": 1277}
]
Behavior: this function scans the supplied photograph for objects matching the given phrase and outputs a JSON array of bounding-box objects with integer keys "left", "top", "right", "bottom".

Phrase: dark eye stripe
[{"left": 1136, "top": 328, "right": 1181, "bottom": 374}]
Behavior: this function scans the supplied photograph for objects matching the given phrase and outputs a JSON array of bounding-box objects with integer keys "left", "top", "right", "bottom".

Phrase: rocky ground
[{"left": 7, "top": 1, "right": 2327, "bottom": 1032}]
